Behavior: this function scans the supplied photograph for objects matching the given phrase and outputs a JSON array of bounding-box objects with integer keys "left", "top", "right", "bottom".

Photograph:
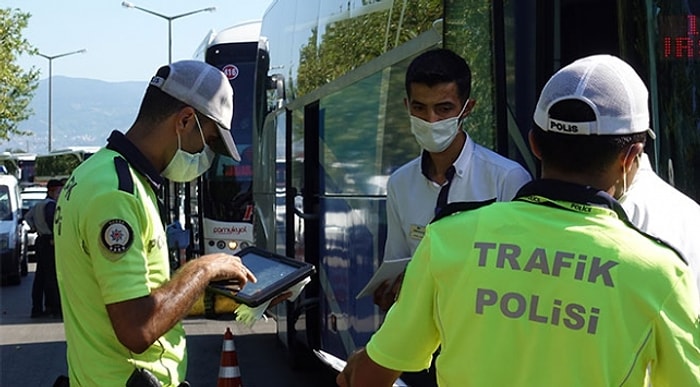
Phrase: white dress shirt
[
  {"left": 620, "top": 153, "right": 700, "bottom": 296},
  {"left": 384, "top": 133, "right": 532, "bottom": 261}
]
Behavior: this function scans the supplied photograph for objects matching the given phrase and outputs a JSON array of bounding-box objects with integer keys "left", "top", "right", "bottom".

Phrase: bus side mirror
[{"left": 267, "top": 74, "right": 285, "bottom": 111}]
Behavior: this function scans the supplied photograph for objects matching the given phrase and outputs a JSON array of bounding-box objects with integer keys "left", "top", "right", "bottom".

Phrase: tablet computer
[{"left": 208, "top": 246, "right": 315, "bottom": 307}]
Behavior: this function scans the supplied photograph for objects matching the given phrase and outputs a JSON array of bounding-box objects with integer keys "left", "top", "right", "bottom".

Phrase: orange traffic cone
[{"left": 217, "top": 327, "right": 242, "bottom": 387}]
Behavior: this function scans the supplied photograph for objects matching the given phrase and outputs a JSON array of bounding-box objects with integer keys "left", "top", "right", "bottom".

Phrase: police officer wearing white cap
[
  {"left": 54, "top": 60, "right": 259, "bottom": 386},
  {"left": 534, "top": 54, "right": 700, "bottom": 298}
]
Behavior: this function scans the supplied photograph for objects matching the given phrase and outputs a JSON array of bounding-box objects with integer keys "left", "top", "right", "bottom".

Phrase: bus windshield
[
  {"left": 201, "top": 152, "right": 253, "bottom": 221},
  {"left": 199, "top": 41, "right": 259, "bottom": 222}
]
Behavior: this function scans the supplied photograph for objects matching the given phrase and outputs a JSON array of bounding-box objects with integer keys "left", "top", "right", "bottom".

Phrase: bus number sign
[
  {"left": 660, "top": 14, "right": 699, "bottom": 60},
  {"left": 222, "top": 64, "right": 239, "bottom": 80}
]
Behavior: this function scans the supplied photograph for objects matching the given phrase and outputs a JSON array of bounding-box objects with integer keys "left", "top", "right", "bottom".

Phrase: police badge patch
[{"left": 101, "top": 219, "right": 134, "bottom": 254}]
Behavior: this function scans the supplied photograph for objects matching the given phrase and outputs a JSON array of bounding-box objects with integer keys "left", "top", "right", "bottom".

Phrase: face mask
[
  {"left": 409, "top": 101, "right": 469, "bottom": 153},
  {"left": 162, "top": 115, "right": 215, "bottom": 182}
]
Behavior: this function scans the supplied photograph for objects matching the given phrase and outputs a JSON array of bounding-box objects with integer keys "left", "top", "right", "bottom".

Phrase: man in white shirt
[
  {"left": 375, "top": 49, "right": 532, "bottom": 309},
  {"left": 620, "top": 152, "right": 700, "bottom": 296},
  {"left": 372, "top": 47, "right": 531, "bottom": 387}
]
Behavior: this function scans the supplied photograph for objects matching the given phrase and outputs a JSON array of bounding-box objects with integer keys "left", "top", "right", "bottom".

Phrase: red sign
[{"left": 222, "top": 64, "right": 239, "bottom": 80}]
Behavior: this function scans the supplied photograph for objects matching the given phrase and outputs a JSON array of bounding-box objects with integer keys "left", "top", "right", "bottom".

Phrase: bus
[
  {"left": 249, "top": 0, "right": 700, "bottom": 365},
  {"left": 34, "top": 146, "right": 100, "bottom": 184},
  {"left": 182, "top": 21, "right": 272, "bottom": 258},
  {"left": 0, "top": 152, "right": 37, "bottom": 187}
]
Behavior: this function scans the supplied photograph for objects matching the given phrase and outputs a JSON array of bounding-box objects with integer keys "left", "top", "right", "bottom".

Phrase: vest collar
[
  {"left": 106, "top": 130, "right": 163, "bottom": 191},
  {"left": 514, "top": 179, "right": 629, "bottom": 221}
]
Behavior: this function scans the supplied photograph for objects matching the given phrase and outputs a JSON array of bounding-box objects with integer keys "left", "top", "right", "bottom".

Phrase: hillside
[{"left": 2, "top": 76, "right": 146, "bottom": 153}]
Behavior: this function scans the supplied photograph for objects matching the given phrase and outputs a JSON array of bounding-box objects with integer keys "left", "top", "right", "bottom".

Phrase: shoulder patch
[
  {"left": 101, "top": 219, "right": 134, "bottom": 256},
  {"left": 431, "top": 199, "right": 497, "bottom": 224}
]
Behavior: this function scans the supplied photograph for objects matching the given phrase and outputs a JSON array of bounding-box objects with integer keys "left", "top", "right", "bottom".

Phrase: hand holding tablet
[{"left": 209, "top": 247, "right": 315, "bottom": 307}]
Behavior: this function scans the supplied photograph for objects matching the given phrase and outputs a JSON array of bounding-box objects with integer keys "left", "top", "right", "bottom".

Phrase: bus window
[
  {"left": 34, "top": 147, "right": 99, "bottom": 184},
  {"left": 254, "top": 0, "right": 700, "bottom": 364},
  {"left": 0, "top": 153, "right": 36, "bottom": 186}
]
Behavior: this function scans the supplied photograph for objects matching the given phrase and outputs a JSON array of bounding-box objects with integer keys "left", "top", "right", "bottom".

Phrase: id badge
[{"left": 409, "top": 224, "right": 426, "bottom": 240}]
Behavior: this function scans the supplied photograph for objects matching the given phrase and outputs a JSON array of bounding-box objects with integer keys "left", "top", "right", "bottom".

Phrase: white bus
[
  {"left": 0, "top": 152, "right": 37, "bottom": 187},
  {"left": 34, "top": 146, "right": 100, "bottom": 184},
  {"left": 176, "top": 21, "right": 270, "bottom": 258}
]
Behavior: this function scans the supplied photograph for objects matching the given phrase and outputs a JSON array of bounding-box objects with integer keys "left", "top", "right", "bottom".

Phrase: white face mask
[
  {"left": 162, "top": 115, "right": 215, "bottom": 182},
  {"left": 409, "top": 101, "right": 468, "bottom": 153}
]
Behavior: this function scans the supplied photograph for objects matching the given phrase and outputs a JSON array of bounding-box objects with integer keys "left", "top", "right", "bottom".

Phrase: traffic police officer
[{"left": 54, "top": 60, "right": 257, "bottom": 386}]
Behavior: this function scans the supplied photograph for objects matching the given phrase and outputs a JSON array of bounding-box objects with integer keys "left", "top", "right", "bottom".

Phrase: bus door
[{"left": 275, "top": 102, "right": 322, "bottom": 367}]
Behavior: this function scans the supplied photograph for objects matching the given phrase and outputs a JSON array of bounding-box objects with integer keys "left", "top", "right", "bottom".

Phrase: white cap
[
  {"left": 533, "top": 54, "right": 655, "bottom": 139},
  {"left": 150, "top": 60, "right": 241, "bottom": 161}
]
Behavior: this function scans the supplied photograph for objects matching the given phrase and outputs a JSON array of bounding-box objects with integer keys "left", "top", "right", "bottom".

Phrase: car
[
  {"left": 20, "top": 186, "right": 46, "bottom": 262},
  {"left": 0, "top": 174, "right": 28, "bottom": 285}
]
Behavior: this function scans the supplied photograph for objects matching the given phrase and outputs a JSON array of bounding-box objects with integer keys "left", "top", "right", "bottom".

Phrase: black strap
[
  {"left": 434, "top": 166, "right": 456, "bottom": 216},
  {"left": 52, "top": 375, "right": 69, "bottom": 387},
  {"left": 431, "top": 198, "right": 496, "bottom": 223}
]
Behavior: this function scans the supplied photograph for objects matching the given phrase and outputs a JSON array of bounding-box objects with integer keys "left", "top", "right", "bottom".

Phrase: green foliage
[
  {"left": 445, "top": 0, "right": 496, "bottom": 148},
  {"left": 296, "top": 0, "right": 441, "bottom": 96},
  {"left": 35, "top": 153, "right": 81, "bottom": 180},
  {"left": 0, "top": 8, "right": 39, "bottom": 141},
  {"left": 292, "top": 0, "right": 444, "bottom": 183}
]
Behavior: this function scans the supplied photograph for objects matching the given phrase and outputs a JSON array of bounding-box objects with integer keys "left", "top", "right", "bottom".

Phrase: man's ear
[
  {"left": 174, "top": 106, "right": 197, "bottom": 134},
  {"left": 621, "top": 142, "right": 644, "bottom": 172},
  {"left": 528, "top": 130, "right": 542, "bottom": 160},
  {"left": 463, "top": 98, "right": 476, "bottom": 117}
]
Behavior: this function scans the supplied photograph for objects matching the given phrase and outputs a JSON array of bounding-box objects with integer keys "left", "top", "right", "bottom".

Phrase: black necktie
[{"left": 435, "top": 166, "right": 456, "bottom": 216}]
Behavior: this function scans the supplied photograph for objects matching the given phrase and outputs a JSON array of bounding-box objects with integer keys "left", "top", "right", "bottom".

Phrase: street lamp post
[
  {"left": 121, "top": 1, "right": 216, "bottom": 64},
  {"left": 121, "top": 2, "right": 216, "bottom": 227},
  {"left": 38, "top": 49, "right": 87, "bottom": 153}
]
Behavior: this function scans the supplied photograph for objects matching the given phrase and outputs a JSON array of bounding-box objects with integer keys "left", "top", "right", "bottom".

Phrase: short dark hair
[
  {"left": 405, "top": 48, "right": 472, "bottom": 102},
  {"left": 532, "top": 99, "right": 646, "bottom": 174},
  {"left": 47, "top": 179, "right": 63, "bottom": 189},
  {"left": 134, "top": 65, "right": 188, "bottom": 125}
]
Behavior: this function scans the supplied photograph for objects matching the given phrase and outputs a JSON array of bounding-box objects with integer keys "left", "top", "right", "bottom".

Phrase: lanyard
[{"left": 515, "top": 194, "right": 621, "bottom": 219}]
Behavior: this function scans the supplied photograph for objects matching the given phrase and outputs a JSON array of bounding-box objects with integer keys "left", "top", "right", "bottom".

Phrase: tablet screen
[
  {"left": 237, "top": 254, "right": 299, "bottom": 297},
  {"left": 208, "top": 246, "right": 315, "bottom": 307}
]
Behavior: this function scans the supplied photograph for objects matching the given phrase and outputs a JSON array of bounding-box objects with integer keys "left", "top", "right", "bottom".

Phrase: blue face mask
[{"left": 162, "top": 115, "right": 215, "bottom": 182}]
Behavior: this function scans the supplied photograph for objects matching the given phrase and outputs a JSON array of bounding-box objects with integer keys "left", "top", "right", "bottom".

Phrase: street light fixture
[
  {"left": 121, "top": 1, "right": 216, "bottom": 64},
  {"left": 37, "top": 49, "right": 87, "bottom": 152},
  {"left": 121, "top": 2, "right": 216, "bottom": 226}
]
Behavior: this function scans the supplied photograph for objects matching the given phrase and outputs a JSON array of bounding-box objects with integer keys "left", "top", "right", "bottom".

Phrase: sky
[{"left": 2, "top": 0, "right": 273, "bottom": 82}]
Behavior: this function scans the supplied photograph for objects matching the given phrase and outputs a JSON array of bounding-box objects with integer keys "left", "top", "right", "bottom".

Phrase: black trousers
[{"left": 31, "top": 235, "right": 60, "bottom": 314}]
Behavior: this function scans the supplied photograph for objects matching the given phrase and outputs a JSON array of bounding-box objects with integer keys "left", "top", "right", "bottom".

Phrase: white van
[{"left": 0, "top": 174, "right": 28, "bottom": 285}]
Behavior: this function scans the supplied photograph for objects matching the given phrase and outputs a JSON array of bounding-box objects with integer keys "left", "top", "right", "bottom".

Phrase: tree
[{"left": 0, "top": 8, "right": 39, "bottom": 141}]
